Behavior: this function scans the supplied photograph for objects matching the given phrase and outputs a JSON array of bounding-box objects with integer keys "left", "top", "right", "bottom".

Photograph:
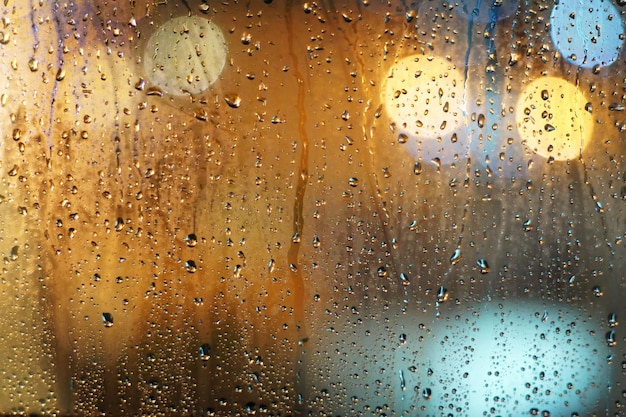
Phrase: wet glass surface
[{"left": 0, "top": 0, "right": 624, "bottom": 415}]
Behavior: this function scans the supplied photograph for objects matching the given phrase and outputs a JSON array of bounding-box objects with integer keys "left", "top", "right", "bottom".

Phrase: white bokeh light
[{"left": 144, "top": 15, "right": 228, "bottom": 96}]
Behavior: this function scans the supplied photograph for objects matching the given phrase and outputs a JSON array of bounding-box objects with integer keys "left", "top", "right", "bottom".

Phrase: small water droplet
[
  {"left": 541, "top": 89, "right": 549, "bottom": 100},
  {"left": 608, "top": 313, "right": 618, "bottom": 327},
  {"left": 185, "top": 233, "right": 198, "bottom": 247},
  {"left": 225, "top": 94, "right": 242, "bottom": 108},
  {"left": 348, "top": 177, "right": 359, "bottom": 187},
  {"left": 102, "top": 312, "right": 114, "bottom": 327},
  {"left": 606, "top": 330, "right": 616, "bottom": 347},
  {"left": 450, "top": 248, "right": 462, "bottom": 265},
  {"left": 114, "top": 217, "right": 125, "bottom": 232},
  {"left": 477, "top": 258, "right": 489, "bottom": 274},
  {"left": 592, "top": 286, "right": 603, "bottom": 297},
  {"left": 28, "top": 57, "right": 38, "bottom": 72},
  {"left": 422, "top": 387, "right": 432, "bottom": 399},
  {"left": 398, "top": 369, "right": 406, "bottom": 390},
  {"left": 268, "top": 259, "right": 275, "bottom": 273},
  {"left": 399, "top": 333, "right": 407, "bottom": 344},
  {"left": 199, "top": 343, "right": 211, "bottom": 360},
  {"left": 437, "top": 286, "right": 448, "bottom": 303},
  {"left": 477, "top": 113, "right": 485, "bottom": 128},
  {"left": 185, "top": 260, "right": 197, "bottom": 273},
  {"left": 523, "top": 219, "right": 533, "bottom": 231},
  {"left": 377, "top": 266, "right": 387, "bottom": 278},
  {"left": 413, "top": 161, "right": 422, "bottom": 175}
]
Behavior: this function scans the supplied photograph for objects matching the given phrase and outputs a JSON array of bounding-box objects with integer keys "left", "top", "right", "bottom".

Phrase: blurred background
[{"left": 0, "top": 0, "right": 624, "bottom": 415}]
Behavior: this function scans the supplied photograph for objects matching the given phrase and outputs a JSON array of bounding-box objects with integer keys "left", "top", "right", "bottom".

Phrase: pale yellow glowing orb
[
  {"left": 516, "top": 77, "right": 593, "bottom": 161},
  {"left": 383, "top": 56, "right": 465, "bottom": 140},
  {"left": 144, "top": 16, "right": 228, "bottom": 96}
]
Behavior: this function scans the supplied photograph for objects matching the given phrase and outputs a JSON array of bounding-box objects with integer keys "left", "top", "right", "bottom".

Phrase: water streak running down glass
[{"left": 0, "top": 0, "right": 624, "bottom": 415}]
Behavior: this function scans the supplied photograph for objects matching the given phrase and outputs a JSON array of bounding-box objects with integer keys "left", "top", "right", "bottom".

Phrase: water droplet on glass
[
  {"left": 28, "top": 57, "right": 38, "bottom": 72},
  {"left": 422, "top": 387, "right": 432, "bottom": 399},
  {"left": 592, "top": 286, "right": 603, "bottom": 297},
  {"left": 399, "top": 333, "right": 407, "bottom": 344},
  {"left": 199, "top": 343, "right": 211, "bottom": 360},
  {"left": 224, "top": 94, "right": 242, "bottom": 108},
  {"left": 608, "top": 313, "right": 618, "bottom": 328},
  {"left": 268, "top": 259, "right": 275, "bottom": 273},
  {"left": 437, "top": 286, "right": 449, "bottom": 303},
  {"left": 606, "top": 330, "right": 616, "bottom": 347},
  {"left": 477, "top": 258, "right": 490, "bottom": 274},
  {"left": 114, "top": 217, "right": 125, "bottom": 232},
  {"left": 102, "top": 312, "right": 114, "bottom": 327},
  {"left": 450, "top": 248, "right": 462, "bottom": 265},
  {"left": 185, "top": 233, "right": 198, "bottom": 247},
  {"left": 185, "top": 260, "right": 197, "bottom": 273},
  {"left": 348, "top": 177, "right": 359, "bottom": 187},
  {"left": 413, "top": 161, "right": 422, "bottom": 175},
  {"left": 377, "top": 266, "right": 387, "bottom": 278}
]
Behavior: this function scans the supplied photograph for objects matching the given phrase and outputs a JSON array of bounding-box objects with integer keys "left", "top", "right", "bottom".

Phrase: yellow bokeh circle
[{"left": 516, "top": 77, "right": 592, "bottom": 161}]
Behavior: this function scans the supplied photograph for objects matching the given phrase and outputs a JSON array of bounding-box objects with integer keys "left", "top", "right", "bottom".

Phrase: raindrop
[
  {"left": 348, "top": 177, "right": 359, "bottom": 187},
  {"left": 477, "top": 258, "right": 490, "bottom": 274},
  {"left": 422, "top": 387, "right": 432, "bottom": 399},
  {"left": 102, "top": 312, "right": 114, "bottom": 327},
  {"left": 399, "top": 333, "right": 407, "bottom": 344},
  {"left": 199, "top": 343, "right": 211, "bottom": 360},
  {"left": 477, "top": 113, "right": 485, "bottom": 128},
  {"left": 592, "top": 286, "right": 603, "bottom": 297},
  {"left": 185, "top": 233, "right": 198, "bottom": 247},
  {"left": 437, "top": 286, "right": 449, "bottom": 303},
  {"left": 377, "top": 267, "right": 388, "bottom": 278},
  {"left": 608, "top": 313, "right": 618, "bottom": 328},
  {"left": 225, "top": 94, "right": 242, "bottom": 108},
  {"left": 185, "top": 260, "right": 197, "bottom": 273},
  {"left": 413, "top": 161, "right": 422, "bottom": 175},
  {"left": 28, "top": 57, "right": 38, "bottom": 72},
  {"left": 450, "top": 248, "right": 462, "bottom": 265},
  {"left": 606, "top": 330, "right": 616, "bottom": 347}
]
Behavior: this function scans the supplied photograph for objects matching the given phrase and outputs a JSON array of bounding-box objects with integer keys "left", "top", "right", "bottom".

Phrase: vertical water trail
[{"left": 284, "top": 2, "right": 309, "bottom": 412}]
